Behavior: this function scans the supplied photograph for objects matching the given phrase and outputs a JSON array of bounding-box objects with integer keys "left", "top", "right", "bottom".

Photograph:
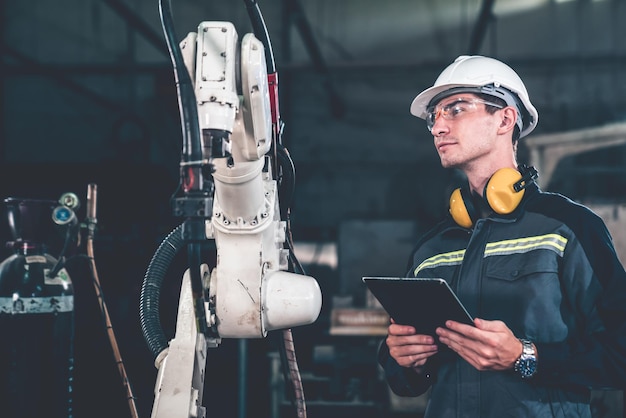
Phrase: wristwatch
[{"left": 514, "top": 338, "right": 537, "bottom": 379}]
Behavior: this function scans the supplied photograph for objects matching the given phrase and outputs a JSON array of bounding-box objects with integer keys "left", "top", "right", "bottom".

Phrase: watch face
[{"left": 519, "top": 357, "right": 537, "bottom": 378}]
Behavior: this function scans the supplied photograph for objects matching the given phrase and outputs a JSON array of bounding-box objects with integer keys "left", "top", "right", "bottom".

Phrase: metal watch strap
[{"left": 514, "top": 338, "right": 537, "bottom": 378}]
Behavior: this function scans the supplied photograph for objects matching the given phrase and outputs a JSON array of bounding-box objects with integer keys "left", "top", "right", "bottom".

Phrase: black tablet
[{"left": 362, "top": 277, "right": 474, "bottom": 336}]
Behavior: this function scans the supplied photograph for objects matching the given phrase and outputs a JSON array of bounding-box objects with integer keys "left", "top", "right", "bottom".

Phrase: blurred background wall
[{"left": 1, "top": 1, "right": 625, "bottom": 417}]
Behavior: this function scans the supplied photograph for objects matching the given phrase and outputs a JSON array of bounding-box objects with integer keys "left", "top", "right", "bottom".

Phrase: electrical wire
[
  {"left": 275, "top": 138, "right": 308, "bottom": 418},
  {"left": 241, "top": 3, "right": 309, "bottom": 417},
  {"left": 158, "top": 0, "right": 209, "bottom": 337},
  {"left": 84, "top": 183, "right": 139, "bottom": 418}
]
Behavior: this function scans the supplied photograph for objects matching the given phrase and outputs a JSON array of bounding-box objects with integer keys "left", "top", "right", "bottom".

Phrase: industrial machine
[
  {"left": 139, "top": 1, "right": 322, "bottom": 417},
  {"left": 0, "top": 196, "right": 77, "bottom": 418}
]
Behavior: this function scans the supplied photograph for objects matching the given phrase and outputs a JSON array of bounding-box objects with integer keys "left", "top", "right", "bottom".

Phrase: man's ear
[{"left": 497, "top": 107, "right": 517, "bottom": 134}]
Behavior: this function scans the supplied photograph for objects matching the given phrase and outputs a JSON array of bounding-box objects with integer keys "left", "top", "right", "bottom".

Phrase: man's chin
[{"left": 439, "top": 159, "right": 455, "bottom": 169}]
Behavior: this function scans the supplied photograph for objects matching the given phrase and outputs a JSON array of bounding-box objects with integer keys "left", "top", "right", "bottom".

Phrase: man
[{"left": 378, "top": 55, "right": 626, "bottom": 417}]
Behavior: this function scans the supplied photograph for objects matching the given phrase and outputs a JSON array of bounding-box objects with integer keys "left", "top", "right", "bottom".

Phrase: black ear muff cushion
[
  {"left": 449, "top": 187, "right": 476, "bottom": 228},
  {"left": 484, "top": 167, "right": 525, "bottom": 215}
]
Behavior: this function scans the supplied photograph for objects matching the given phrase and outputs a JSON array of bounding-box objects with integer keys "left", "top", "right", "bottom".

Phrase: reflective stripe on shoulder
[
  {"left": 413, "top": 233, "right": 568, "bottom": 276},
  {"left": 414, "top": 249, "right": 465, "bottom": 276},
  {"left": 484, "top": 233, "right": 567, "bottom": 258}
]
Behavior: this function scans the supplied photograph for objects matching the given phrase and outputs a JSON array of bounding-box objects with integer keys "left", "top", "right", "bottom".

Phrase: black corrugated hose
[{"left": 139, "top": 223, "right": 184, "bottom": 360}]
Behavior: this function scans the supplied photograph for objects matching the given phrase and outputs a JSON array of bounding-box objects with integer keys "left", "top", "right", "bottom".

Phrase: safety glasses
[{"left": 426, "top": 98, "right": 504, "bottom": 132}]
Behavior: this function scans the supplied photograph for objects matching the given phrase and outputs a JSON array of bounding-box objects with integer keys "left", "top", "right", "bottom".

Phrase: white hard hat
[{"left": 410, "top": 55, "right": 538, "bottom": 138}]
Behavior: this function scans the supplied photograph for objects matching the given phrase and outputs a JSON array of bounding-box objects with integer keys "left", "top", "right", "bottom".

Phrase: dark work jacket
[{"left": 378, "top": 183, "right": 626, "bottom": 417}]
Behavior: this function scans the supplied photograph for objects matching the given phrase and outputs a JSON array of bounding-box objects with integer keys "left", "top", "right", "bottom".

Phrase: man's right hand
[{"left": 386, "top": 319, "right": 440, "bottom": 371}]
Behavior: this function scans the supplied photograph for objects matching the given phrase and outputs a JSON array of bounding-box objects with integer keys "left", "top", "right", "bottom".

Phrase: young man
[{"left": 378, "top": 55, "right": 626, "bottom": 417}]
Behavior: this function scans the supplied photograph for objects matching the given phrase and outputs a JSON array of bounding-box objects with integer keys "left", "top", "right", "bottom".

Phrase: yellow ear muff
[
  {"left": 449, "top": 166, "right": 535, "bottom": 227},
  {"left": 449, "top": 188, "right": 474, "bottom": 228},
  {"left": 484, "top": 167, "right": 525, "bottom": 215}
]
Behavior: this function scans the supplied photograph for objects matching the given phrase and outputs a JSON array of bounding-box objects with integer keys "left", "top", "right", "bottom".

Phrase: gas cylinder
[{"left": 0, "top": 198, "right": 75, "bottom": 418}]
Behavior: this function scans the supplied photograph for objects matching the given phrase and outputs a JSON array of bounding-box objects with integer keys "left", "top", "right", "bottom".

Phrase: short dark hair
[{"left": 477, "top": 93, "right": 520, "bottom": 143}]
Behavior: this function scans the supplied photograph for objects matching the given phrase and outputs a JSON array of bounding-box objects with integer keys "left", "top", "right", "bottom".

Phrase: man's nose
[{"left": 431, "top": 114, "right": 449, "bottom": 136}]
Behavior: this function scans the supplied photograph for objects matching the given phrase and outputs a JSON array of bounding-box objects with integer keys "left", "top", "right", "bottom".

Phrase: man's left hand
[{"left": 436, "top": 318, "right": 523, "bottom": 371}]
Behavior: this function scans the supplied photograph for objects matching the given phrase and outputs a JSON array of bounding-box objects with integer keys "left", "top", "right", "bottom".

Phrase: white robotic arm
[
  {"left": 191, "top": 19, "right": 321, "bottom": 339},
  {"left": 143, "top": 15, "right": 322, "bottom": 418}
]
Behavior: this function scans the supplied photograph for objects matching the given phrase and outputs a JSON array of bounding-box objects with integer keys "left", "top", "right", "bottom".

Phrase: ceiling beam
[
  {"left": 285, "top": 0, "right": 345, "bottom": 118},
  {"left": 101, "top": 0, "right": 169, "bottom": 56},
  {"left": 3, "top": 45, "right": 126, "bottom": 114},
  {"left": 468, "top": 0, "right": 496, "bottom": 55}
]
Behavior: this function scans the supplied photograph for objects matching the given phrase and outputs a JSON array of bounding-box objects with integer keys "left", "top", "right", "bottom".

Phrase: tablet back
[{"left": 362, "top": 277, "right": 474, "bottom": 336}]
